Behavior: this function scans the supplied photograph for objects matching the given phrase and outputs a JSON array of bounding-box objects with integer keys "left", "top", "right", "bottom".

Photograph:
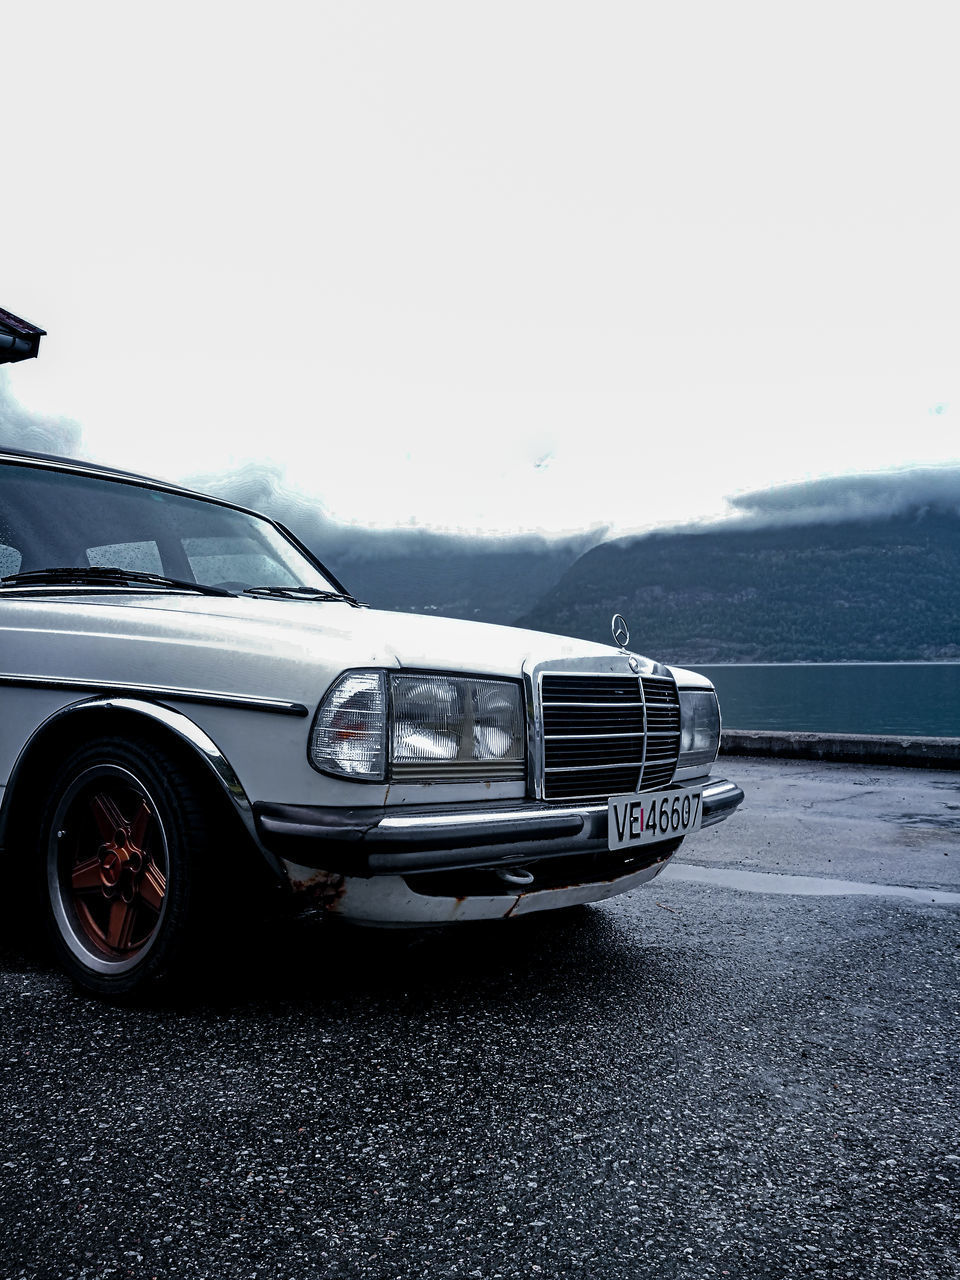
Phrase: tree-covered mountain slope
[
  {"left": 515, "top": 511, "right": 960, "bottom": 662},
  {"left": 333, "top": 535, "right": 592, "bottom": 625}
]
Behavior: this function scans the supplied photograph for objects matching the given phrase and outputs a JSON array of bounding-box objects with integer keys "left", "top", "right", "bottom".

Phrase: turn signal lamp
[{"left": 310, "top": 671, "right": 387, "bottom": 779}]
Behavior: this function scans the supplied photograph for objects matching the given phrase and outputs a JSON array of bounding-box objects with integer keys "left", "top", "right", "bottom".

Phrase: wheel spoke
[
  {"left": 139, "top": 862, "right": 166, "bottom": 913},
  {"left": 71, "top": 856, "right": 103, "bottom": 893},
  {"left": 106, "top": 898, "right": 136, "bottom": 951},
  {"left": 89, "top": 791, "right": 129, "bottom": 844},
  {"left": 129, "top": 798, "right": 152, "bottom": 850}
]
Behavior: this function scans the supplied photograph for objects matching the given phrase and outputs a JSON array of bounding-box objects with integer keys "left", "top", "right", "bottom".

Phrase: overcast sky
[{"left": 2, "top": 1, "right": 957, "bottom": 537}]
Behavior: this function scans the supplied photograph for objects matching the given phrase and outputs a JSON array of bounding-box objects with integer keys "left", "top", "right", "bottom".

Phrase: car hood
[{"left": 3, "top": 592, "right": 658, "bottom": 710}]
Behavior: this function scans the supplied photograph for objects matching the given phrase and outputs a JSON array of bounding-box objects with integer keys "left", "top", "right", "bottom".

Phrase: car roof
[{"left": 0, "top": 446, "right": 183, "bottom": 489}]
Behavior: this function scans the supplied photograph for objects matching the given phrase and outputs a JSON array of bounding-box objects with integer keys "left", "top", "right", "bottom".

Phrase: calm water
[{"left": 692, "top": 664, "right": 960, "bottom": 738}]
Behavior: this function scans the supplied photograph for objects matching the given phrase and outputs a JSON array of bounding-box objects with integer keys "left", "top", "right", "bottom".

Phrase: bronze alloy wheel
[
  {"left": 39, "top": 731, "right": 228, "bottom": 997},
  {"left": 47, "top": 763, "right": 171, "bottom": 976}
]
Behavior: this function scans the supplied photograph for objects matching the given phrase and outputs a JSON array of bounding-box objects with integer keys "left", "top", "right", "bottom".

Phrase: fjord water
[{"left": 693, "top": 663, "right": 960, "bottom": 738}]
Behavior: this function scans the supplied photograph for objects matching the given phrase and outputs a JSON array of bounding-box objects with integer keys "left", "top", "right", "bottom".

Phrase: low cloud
[
  {"left": 0, "top": 371, "right": 84, "bottom": 457},
  {"left": 727, "top": 466, "right": 960, "bottom": 527},
  {"left": 188, "top": 460, "right": 606, "bottom": 621},
  {"left": 189, "top": 461, "right": 606, "bottom": 562}
]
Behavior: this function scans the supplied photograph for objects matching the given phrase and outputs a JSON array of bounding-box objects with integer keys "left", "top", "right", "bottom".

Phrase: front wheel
[{"left": 41, "top": 736, "right": 214, "bottom": 999}]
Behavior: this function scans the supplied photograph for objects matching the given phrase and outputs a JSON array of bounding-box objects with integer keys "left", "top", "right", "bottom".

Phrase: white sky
[{"left": 2, "top": 1, "right": 957, "bottom": 536}]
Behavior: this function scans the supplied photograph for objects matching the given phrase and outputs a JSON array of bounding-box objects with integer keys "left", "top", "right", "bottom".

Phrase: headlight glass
[
  {"left": 309, "top": 671, "right": 526, "bottom": 781},
  {"left": 391, "top": 676, "right": 462, "bottom": 762},
  {"left": 678, "top": 689, "right": 721, "bottom": 768},
  {"left": 391, "top": 675, "right": 525, "bottom": 779},
  {"left": 309, "top": 671, "right": 387, "bottom": 779}
]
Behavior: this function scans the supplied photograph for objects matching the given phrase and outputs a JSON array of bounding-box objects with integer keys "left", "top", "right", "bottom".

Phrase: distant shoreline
[{"left": 691, "top": 659, "right": 960, "bottom": 667}]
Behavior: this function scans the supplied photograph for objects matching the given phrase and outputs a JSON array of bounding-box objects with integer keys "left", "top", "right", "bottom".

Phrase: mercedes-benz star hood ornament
[{"left": 611, "top": 613, "right": 630, "bottom": 650}]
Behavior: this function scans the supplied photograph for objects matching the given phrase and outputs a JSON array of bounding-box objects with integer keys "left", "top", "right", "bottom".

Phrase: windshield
[{"left": 0, "top": 462, "right": 339, "bottom": 594}]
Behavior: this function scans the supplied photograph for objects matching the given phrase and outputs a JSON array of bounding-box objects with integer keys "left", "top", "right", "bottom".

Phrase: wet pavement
[{"left": 1, "top": 756, "right": 958, "bottom": 1279}]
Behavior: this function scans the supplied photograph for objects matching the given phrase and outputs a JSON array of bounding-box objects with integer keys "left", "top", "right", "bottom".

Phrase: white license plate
[{"left": 608, "top": 787, "right": 703, "bottom": 851}]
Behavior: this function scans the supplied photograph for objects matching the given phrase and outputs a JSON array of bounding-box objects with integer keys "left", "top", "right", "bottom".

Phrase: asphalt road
[{"left": 1, "top": 756, "right": 958, "bottom": 1280}]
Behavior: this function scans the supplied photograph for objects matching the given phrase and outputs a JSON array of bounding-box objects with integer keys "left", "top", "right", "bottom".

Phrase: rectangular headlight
[
  {"left": 309, "top": 671, "right": 525, "bottom": 782},
  {"left": 678, "top": 689, "right": 721, "bottom": 769},
  {"left": 391, "top": 675, "right": 525, "bottom": 780}
]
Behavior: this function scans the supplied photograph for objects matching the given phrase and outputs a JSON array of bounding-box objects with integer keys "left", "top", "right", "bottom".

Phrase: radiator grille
[
  {"left": 639, "top": 675, "right": 682, "bottom": 788},
  {"left": 539, "top": 672, "right": 681, "bottom": 801}
]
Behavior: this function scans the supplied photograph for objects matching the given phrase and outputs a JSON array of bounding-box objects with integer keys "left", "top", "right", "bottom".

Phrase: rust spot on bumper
[{"left": 289, "top": 868, "right": 347, "bottom": 910}]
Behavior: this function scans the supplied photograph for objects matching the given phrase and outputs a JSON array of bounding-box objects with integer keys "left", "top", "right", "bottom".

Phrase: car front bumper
[{"left": 255, "top": 777, "right": 743, "bottom": 877}]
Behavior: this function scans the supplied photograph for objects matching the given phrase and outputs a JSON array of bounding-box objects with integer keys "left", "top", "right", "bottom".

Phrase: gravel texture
[{"left": 1, "top": 757, "right": 958, "bottom": 1279}]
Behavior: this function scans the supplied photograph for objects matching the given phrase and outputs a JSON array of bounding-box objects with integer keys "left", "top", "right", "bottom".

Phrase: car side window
[
  {"left": 86, "top": 540, "right": 164, "bottom": 575},
  {"left": 0, "top": 544, "right": 22, "bottom": 577}
]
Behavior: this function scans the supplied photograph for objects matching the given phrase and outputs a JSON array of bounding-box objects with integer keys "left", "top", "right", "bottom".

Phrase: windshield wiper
[
  {"left": 242, "top": 585, "right": 364, "bottom": 606},
  {"left": 0, "top": 567, "right": 235, "bottom": 597}
]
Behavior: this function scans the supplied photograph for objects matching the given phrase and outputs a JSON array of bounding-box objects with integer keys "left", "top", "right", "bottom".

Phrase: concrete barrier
[{"left": 720, "top": 729, "right": 960, "bottom": 770}]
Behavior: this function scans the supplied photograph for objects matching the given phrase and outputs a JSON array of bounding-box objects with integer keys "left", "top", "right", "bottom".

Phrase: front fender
[{"left": 0, "top": 695, "right": 282, "bottom": 876}]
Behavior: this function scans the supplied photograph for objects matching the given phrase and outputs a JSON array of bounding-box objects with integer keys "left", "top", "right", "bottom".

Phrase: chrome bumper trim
[
  {"left": 377, "top": 804, "right": 601, "bottom": 833},
  {"left": 700, "top": 779, "right": 745, "bottom": 827}
]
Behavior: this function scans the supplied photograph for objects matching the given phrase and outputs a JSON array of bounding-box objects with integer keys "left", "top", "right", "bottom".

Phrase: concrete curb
[{"left": 720, "top": 729, "right": 960, "bottom": 771}]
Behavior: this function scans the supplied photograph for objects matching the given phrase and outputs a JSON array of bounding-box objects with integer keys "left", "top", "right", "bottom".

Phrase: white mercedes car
[{"left": 0, "top": 449, "right": 743, "bottom": 996}]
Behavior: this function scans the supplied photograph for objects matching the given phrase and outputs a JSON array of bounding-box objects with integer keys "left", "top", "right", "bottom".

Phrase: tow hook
[{"left": 496, "top": 867, "right": 535, "bottom": 888}]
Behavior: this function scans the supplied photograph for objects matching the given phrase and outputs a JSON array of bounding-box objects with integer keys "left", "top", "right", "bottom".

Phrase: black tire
[{"left": 39, "top": 735, "right": 216, "bottom": 999}]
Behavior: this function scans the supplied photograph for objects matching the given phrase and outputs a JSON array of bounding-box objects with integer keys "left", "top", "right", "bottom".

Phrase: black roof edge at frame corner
[{"left": 0, "top": 306, "right": 46, "bottom": 365}]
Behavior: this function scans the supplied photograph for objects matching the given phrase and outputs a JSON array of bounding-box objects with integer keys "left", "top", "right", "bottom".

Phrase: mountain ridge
[{"left": 515, "top": 509, "right": 960, "bottom": 663}]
